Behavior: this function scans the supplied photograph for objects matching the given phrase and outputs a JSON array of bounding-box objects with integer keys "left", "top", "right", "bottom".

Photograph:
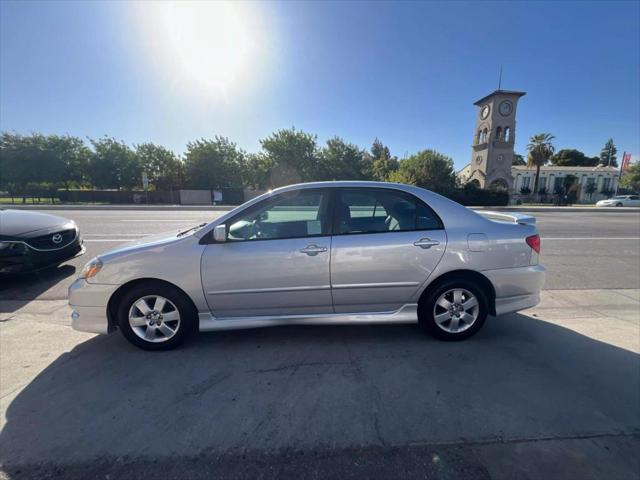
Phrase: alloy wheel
[
  {"left": 128, "top": 295, "right": 181, "bottom": 343},
  {"left": 433, "top": 288, "right": 479, "bottom": 334}
]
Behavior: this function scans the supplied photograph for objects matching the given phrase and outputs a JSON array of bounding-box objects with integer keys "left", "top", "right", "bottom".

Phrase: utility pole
[{"left": 615, "top": 151, "right": 626, "bottom": 196}]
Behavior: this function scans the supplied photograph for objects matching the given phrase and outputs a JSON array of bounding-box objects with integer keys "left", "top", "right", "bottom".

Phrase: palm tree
[{"left": 527, "top": 133, "right": 555, "bottom": 194}]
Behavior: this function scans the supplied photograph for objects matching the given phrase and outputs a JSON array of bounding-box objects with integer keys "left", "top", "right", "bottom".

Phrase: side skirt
[{"left": 198, "top": 304, "right": 418, "bottom": 332}]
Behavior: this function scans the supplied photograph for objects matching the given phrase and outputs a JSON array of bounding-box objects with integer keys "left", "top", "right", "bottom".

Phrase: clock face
[
  {"left": 475, "top": 156, "right": 482, "bottom": 164},
  {"left": 499, "top": 101, "right": 513, "bottom": 116},
  {"left": 480, "top": 105, "right": 490, "bottom": 120}
]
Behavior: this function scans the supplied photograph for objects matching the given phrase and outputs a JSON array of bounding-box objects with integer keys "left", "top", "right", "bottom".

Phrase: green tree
[
  {"left": 88, "top": 137, "right": 141, "bottom": 190},
  {"left": 599, "top": 139, "right": 618, "bottom": 167},
  {"left": 620, "top": 162, "right": 640, "bottom": 192},
  {"left": 242, "top": 153, "right": 274, "bottom": 190},
  {"left": 550, "top": 149, "right": 599, "bottom": 167},
  {"left": 0, "top": 133, "right": 47, "bottom": 196},
  {"left": 47, "top": 135, "right": 91, "bottom": 189},
  {"left": 183, "top": 136, "right": 244, "bottom": 189},
  {"left": 371, "top": 138, "right": 391, "bottom": 162},
  {"left": 260, "top": 128, "right": 319, "bottom": 186},
  {"left": 135, "top": 143, "right": 184, "bottom": 190},
  {"left": 318, "top": 137, "right": 366, "bottom": 180},
  {"left": 388, "top": 150, "right": 456, "bottom": 194},
  {"left": 0, "top": 133, "right": 91, "bottom": 201},
  {"left": 369, "top": 138, "right": 398, "bottom": 181},
  {"left": 512, "top": 153, "right": 526, "bottom": 166},
  {"left": 526, "top": 133, "right": 555, "bottom": 194}
]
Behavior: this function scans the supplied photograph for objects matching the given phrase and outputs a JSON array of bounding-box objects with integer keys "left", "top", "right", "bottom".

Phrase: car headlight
[
  {"left": 0, "top": 241, "right": 27, "bottom": 253},
  {"left": 79, "top": 257, "right": 103, "bottom": 279}
]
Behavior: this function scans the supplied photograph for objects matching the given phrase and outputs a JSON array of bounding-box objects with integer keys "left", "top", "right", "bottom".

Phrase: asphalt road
[{"left": 1, "top": 208, "right": 639, "bottom": 301}]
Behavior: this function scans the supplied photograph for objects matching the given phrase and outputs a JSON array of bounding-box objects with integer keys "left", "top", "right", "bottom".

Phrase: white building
[
  {"left": 458, "top": 163, "right": 620, "bottom": 203},
  {"left": 511, "top": 165, "right": 620, "bottom": 203}
]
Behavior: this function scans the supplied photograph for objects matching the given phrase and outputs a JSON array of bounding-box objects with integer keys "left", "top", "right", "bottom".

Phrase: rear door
[
  {"left": 201, "top": 188, "right": 333, "bottom": 317},
  {"left": 330, "top": 188, "right": 447, "bottom": 313}
]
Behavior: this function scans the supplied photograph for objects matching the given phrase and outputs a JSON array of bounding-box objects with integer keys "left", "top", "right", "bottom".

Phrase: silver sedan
[{"left": 69, "top": 181, "right": 545, "bottom": 350}]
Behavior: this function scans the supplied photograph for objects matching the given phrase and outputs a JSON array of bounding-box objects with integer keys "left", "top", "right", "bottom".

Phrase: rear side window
[{"left": 335, "top": 188, "right": 442, "bottom": 235}]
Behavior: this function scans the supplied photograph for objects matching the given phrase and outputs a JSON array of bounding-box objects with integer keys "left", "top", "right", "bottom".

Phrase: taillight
[{"left": 526, "top": 234, "right": 541, "bottom": 253}]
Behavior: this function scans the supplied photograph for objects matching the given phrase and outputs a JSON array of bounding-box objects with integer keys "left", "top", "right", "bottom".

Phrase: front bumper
[
  {"left": 483, "top": 264, "right": 546, "bottom": 316},
  {"left": 68, "top": 278, "right": 119, "bottom": 334},
  {"left": 0, "top": 238, "right": 85, "bottom": 277}
]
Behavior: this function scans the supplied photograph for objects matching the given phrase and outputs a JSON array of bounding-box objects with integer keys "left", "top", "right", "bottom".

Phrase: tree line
[
  {"left": 0, "top": 129, "right": 459, "bottom": 195},
  {"left": 512, "top": 138, "right": 620, "bottom": 168}
]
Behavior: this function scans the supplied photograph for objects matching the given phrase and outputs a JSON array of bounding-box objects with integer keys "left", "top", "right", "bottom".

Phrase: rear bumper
[
  {"left": 68, "top": 278, "right": 118, "bottom": 334},
  {"left": 483, "top": 264, "right": 546, "bottom": 316}
]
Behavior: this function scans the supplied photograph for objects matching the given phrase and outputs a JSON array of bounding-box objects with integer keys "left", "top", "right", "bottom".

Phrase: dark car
[{"left": 0, "top": 209, "right": 84, "bottom": 277}]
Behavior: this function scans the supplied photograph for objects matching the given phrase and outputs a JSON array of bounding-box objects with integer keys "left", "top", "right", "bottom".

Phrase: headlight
[
  {"left": 0, "top": 241, "right": 26, "bottom": 253},
  {"left": 79, "top": 257, "right": 103, "bottom": 279}
]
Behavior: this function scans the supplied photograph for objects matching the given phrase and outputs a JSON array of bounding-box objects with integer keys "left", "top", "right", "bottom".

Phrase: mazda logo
[{"left": 52, "top": 234, "right": 63, "bottom": 244}]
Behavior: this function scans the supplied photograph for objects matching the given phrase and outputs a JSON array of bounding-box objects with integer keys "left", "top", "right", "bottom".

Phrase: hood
[
  {"left": 0, "top": 209, "right": 76, "bottom": 238},
  {"left": 98, "top": 230, "right": 186, "bottom": 262}
]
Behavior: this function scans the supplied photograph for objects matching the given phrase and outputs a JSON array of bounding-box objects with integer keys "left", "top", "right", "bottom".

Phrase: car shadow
[
  {"left": 1, "top": 313, "right": 639, "bottom": 477},
  {"left": 0, "top": 264, "right": 76, "bottom": 313}
]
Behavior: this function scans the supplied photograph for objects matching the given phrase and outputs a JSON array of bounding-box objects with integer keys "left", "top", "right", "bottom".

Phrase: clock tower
[{"left": 467, "top": 90, "right": 526, "bottom": 190}]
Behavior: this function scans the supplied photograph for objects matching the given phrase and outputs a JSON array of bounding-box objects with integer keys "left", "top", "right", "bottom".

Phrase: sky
[{"left": 1, "top": 0, "right": 639, "bottom": 170}]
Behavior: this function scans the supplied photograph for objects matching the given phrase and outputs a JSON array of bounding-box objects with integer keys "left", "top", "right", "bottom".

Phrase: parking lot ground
[{"left": 1, "top": 289, "right": 638, "bottom": 479}]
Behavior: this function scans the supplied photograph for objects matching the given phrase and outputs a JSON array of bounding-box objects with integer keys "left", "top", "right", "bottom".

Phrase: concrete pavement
[{"left": 1, "top": 289, "right": 639, "bottom": 479}]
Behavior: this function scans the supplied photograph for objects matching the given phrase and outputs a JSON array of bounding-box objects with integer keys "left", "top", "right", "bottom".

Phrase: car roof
[{"left": 271, "top": 180, "right": 410, "bottom": 191}]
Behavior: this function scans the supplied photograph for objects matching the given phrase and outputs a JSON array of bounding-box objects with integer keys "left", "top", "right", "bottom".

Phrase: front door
[
  {"left": 201, "top": 188, "right": 333, "bottom": 318},
  {"left": 330, "top": 188, "right": 447, "bottom": 313}
]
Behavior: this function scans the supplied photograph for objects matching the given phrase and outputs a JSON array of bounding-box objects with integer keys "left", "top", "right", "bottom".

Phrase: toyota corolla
[{"left": 69, "top": 181, "right": 545, "bottom": 350}]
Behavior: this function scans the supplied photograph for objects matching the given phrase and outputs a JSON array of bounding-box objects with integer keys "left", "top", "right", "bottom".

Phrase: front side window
[
  {"left": 335, "top": 189, "right": 442, "bottom": 235},
  {"left": 227, "top": 189, "right": 329, "bottom": 241}
]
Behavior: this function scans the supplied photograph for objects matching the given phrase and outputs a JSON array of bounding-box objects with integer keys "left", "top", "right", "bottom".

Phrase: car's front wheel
[
  {"left": 616, "top": 202, "right": 623, "bottom": 207},
  {"left": 116, "top": 282, "right": 196, "bottom": 350},
  {"left": 418, "top": 279, "right": 488, "bottom": 340}
]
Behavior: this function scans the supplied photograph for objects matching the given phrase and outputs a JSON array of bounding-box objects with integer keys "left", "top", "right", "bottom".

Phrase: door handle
[
  {"left": 299, "top": 244, "right": 327, "bottom": 256},
  {"left": 413, "top": 238, "right": 440, "bottom": 249}
]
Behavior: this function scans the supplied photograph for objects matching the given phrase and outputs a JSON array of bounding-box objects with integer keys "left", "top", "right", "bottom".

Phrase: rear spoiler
[{"left": 476, "top": 210, "right": 536, "bottom": 226}]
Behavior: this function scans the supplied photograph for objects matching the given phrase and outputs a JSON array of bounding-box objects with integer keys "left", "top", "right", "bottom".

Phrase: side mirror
[{"left": 213, "top": 224, "right": 227, "bottom": 242}]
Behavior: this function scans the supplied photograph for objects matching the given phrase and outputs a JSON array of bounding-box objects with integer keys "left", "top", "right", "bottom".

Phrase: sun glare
[{"left": 139, "top": 1, "right": 264, "bottom": 97}]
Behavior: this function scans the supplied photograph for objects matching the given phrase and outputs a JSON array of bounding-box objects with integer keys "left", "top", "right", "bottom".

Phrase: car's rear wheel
[
  {"left": 418, "top": 278, "right": 488, "bottom": 340},
  {"left": 616, "top": 202, "right": 623, "bottom": 207},
  {"left": 116, "top": 283, "right": 196, "bottom": 350}
]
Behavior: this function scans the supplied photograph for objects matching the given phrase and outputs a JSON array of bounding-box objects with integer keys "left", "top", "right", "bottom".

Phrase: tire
[
  {"left": 616, "top": 203, "right": 623, "bottom": 207},
  {"left": 418, "top": 278, "right": 488, "bottom": 341},
  {"left": 116, "top": 282, "right": 196, "bottom": 351}
]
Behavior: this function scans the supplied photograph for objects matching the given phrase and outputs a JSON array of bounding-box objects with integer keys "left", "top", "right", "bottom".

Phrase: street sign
[{"left": 142, "top": 171, "right": 149, "bottom": 190}]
